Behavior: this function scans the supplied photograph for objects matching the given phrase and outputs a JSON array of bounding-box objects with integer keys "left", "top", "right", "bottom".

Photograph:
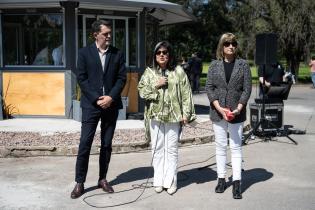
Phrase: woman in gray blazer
[{"left": 205, "top": 33, "right": 252, "bottom": 199}]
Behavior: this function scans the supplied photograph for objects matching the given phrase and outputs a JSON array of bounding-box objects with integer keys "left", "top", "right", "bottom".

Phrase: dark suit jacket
[
  {"left": 76, "top": 43, "right": 126, "bottom": 110},
  {"left": 205, "top": 59, "right": 252, "bottom": 123}
]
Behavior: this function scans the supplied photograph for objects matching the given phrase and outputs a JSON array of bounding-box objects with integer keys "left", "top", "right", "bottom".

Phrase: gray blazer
[{"left": 205, "top": 59, "right": 252, "bottom": 123}]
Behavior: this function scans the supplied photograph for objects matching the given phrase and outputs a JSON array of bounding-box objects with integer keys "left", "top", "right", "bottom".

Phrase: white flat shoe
[
  {"left": 167, "top": 185, "right": 177, "bottom": 195},
  {"left": 154, "top": 186, "right": 163, "bottom": 193}
]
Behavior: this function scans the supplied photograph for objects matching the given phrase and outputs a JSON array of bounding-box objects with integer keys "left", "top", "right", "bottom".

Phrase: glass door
[
  {"left": 112, "top": 19, "right": 126, "bottom": 57},
  {"left": 79, "top": 16, "right": 96, "bottom": 48},
  {"left": 80, "top": 15, "right": 134, "bottom": 66}
]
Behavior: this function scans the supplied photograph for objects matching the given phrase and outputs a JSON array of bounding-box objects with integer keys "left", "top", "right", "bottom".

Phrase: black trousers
[
  {"left": 190, "top": 72, "right": 200, "bottom": 91},
  {"left": 75, "top": 107, "right": 119, "bottom": 183}
]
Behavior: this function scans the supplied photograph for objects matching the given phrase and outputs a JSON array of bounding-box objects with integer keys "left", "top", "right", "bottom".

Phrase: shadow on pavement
[
  {"left": 84, "top": 185, "right": 100, "bottom": 194},
  {"left": 228, "top": 168, "right": 273, "bottom": 193},
  {"left": 107, "top": 166, "right": 272, "bottom": 194},
  {"left": 108, "top": 165, "right": 216, "bottom": 191},
  {"left": 177, "top": 167, "right": 217, "bottom": 190},
  {"left": 195, "top": 104, "right": 210, "bottom": 115},
  {"left": 109, "top": 166, "right": 153, "bottom": 187},
  {"left": 177, "top": 166, "right": 273, "bottom": 193}
]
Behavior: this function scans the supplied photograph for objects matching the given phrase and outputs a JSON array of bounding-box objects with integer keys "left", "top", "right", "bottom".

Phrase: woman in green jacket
[{"left": 138, "top": 41, "right": 196, "bottom": 195}]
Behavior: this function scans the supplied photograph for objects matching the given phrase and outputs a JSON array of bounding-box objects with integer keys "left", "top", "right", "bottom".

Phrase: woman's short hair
[
  {"left": 153, "top": 41, "right": 176, "bottom": 70},
  {"left": 216, "top": 33, "right": 238, "bottom": 60}
]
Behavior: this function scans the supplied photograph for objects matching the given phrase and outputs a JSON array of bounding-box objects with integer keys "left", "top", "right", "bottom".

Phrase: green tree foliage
[
  {"left": 229, "top": 0, "right": 257, "bottom": 59},
  {"left": 160, "top": 0, "right": 234, "bottom": 61},
  {"left": 250, "top": 0, "right": 315, "bottom": 78},
  {"left": 162, "top": 0, "right": 315, "bottom": 79}
]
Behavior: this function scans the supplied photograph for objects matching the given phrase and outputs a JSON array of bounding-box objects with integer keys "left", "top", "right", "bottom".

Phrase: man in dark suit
[
  {"left": 258, "top": 62, "right": 285, "bottom": 98},
  {"left": 71, "top": 19, "right": 126, "bottom": 199},
  {"left": 188, "top": 52, "right": 203, "bottom": 93}
]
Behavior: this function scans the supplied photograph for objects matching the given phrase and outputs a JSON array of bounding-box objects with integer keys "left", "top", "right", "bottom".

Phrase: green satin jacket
[{"left": 138, "top": 65, "right": 196, "bottom": 123}]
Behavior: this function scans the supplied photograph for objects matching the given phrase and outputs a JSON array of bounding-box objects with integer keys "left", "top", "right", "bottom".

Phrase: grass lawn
[{"left": 200, "top": 62, "right": 312, "bottom": 87}]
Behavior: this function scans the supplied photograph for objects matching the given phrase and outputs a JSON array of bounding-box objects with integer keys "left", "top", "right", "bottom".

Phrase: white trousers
[
  {"left": 213, "top": 120, "right": 243, "bottom": 181},
  {"left": 150, "top": 120, "right": 180, "bottom": 188}
]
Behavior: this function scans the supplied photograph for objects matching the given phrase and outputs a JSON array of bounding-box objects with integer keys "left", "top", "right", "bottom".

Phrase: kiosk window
[{"left": 3, "top": 13, "right": 63, "bottom": 66}]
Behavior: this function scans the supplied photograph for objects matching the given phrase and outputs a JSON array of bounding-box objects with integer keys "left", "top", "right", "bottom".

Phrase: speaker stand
[
  {"left": 243, "top": 64, "right": 299, "bottom": 145},
  {"left": 244, "top": 123, "right": 299, "bottom": 145}
]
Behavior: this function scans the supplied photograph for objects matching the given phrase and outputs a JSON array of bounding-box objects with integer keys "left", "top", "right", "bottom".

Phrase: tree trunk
[
  {"left": 305, "top": 44, "right": 311, "bottom": 65},
  {"left": 288, "top": 56, "right": 300, "bottom": 82}
]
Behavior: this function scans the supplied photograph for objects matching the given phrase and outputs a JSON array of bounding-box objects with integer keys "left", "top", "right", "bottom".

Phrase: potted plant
[
  {"left": 1, "top": 79, "right": 18, "bottom": 120},
  {"left": 72, "top": 84, "right": 82, "bottom": 122}
]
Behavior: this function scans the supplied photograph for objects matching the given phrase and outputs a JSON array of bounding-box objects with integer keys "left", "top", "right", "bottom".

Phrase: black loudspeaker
[{"left": 255, "top": 33, "right": 277, "bottom": 65}]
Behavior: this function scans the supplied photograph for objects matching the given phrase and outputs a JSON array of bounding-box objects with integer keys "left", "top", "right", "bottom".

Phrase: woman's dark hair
[
  {"left": 153, "top": 41, "right": 176, "bottom": 70},
  {"left": 91, "top": 19, "right": 112, "bottom": 34}
]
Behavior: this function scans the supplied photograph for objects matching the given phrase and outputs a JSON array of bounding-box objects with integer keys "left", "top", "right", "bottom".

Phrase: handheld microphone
[
  {"left": 162, "top": 69, "right": 167, "bottom": 76},
  {"left": 162, "top": 69, "right": 168, "bottom": 89}
]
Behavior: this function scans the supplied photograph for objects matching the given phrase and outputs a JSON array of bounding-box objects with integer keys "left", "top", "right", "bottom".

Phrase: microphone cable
[
  {"left": 83, "top": 73, "right": 166, "bottom": 208},
  {"left": 83, "top": 70, "right": 219, "bottom": 208}
]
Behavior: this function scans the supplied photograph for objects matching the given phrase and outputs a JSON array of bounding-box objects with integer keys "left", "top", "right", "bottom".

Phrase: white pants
[
  {"left": 150, "top": 120, "right": 180, "bottom": 188},
  {"left": 213, "top": 120, "right": 243, "bottom": 181}
]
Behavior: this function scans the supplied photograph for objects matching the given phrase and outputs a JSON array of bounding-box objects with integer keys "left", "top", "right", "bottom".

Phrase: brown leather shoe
[
  {"left": 98, "top": 179, "right": 114, "bottom": 193},
  {"left": 70, "top": 183, "right": 84, "bottom": 199}
]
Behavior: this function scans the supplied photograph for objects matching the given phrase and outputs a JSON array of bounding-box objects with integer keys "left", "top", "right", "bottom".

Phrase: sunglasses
[
  {"left": 223, "top": 41, "right": 237, "bottom": 47},
  {"left": 156, "top": 50, "right": 168, "bottom": 55}
]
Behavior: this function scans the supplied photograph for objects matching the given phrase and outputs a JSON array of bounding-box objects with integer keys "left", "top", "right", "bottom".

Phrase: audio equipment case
[{"left": 250, "top": 103, "right": 283, "bottom": 131}]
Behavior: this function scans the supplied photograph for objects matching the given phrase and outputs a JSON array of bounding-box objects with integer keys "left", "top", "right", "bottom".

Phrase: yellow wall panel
[
  {"left": 121, "top": 72, "right": 138, "bottom": 113},
  {"left": 2, "top": 72, "right": 65, "bottom": 116}
]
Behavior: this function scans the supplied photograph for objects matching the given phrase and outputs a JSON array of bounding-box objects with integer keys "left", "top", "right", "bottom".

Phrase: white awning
[
  {"left": 149, "top": 7, "right": 195, "bottom": 25},
  {"left": 0, "top": 0, "right": 195, "bottom": 25}
]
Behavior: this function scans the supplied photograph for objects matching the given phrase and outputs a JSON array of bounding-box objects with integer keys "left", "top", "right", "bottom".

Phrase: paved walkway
[
  {"left": 1, "top": 133, "right": 314, "bottom": 209},
  {"left": 0, "top": 99, "right": 211, "bottom": 157},
  {"left": 0, "top": 116, "right": 212, "bottom": 157},
  {"left": 0, "top": 85, "right": 315, "bottom": 209}
]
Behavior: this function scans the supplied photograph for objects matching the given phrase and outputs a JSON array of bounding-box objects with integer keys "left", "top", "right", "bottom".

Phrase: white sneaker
[
  {"left": 166, "top": 184, "right": 177, "bottom": 195},
  {"left": 154, "top": 186, "right": 163, "bottom": 193}
]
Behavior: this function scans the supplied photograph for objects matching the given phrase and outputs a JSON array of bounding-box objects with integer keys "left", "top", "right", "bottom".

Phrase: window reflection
[
  {"left": 146, "top": 21, "right": 157, "bottom": 67},
  {"left": 129, "top": 18, "right": 136, "bottom": 66},
  {"left": 78, "top": 15, "right": 137, "bottom": 67},
  {"left": 3, "top": 13, "right": 63, "bottom": 66},
  {"left": 114, "top": 19, "right": 126, "bottom": 54}
]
